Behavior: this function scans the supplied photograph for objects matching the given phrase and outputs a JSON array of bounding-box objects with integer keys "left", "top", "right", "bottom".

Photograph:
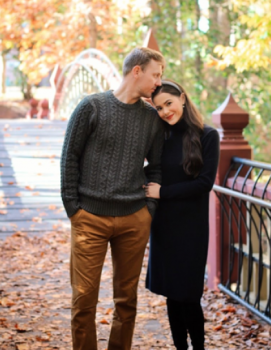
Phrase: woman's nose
[{"left": 163, "top": 107, "right": 169, "bottom": 116}]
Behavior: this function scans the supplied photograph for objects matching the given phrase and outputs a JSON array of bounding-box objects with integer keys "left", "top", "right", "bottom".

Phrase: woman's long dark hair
[{"left": 152, "top": 80, "right": 204, "bottom": 177}]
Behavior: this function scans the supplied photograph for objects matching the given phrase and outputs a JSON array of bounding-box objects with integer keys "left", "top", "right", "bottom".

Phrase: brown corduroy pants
[{"left": 70, "top": 206, "right": 152, "bottom": 350}]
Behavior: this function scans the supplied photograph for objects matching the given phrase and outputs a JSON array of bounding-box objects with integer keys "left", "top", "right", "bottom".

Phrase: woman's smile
[{"left": 166, "top": 113, "right": 174, "bottom": 121}]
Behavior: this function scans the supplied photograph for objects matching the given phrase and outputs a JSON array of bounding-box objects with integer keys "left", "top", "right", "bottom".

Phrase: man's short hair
[{"left": 122, "top": 47, "right": 165, "bottom": 76}]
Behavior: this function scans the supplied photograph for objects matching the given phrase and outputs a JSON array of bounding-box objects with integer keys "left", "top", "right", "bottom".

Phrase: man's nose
[{"left": 156, "top": 77, "right": 162, "bottom": 86}]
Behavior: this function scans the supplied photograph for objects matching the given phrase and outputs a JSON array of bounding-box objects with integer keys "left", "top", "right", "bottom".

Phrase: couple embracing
[{"left": 61, "top": 47, "right": 220, "bottom": 350}]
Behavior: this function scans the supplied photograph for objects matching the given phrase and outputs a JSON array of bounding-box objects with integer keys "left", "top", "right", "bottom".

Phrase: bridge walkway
[{"left": 0, "top": 119, "right": 69, "bottom": 239}]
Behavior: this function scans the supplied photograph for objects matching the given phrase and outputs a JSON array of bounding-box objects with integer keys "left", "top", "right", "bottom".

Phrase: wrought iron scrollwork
[{"left": 213, "top": 157, "right": 271, "bottom": 324}]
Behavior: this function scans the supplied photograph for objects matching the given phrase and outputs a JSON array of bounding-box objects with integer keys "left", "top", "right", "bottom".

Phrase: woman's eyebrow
[{"left": 157, "top": 99, "right": 171, "bottom": 107}]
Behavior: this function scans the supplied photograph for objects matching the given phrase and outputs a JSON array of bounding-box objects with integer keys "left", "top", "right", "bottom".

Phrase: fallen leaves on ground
[{"left": 0, "top": 231, "right": 270, "bottom": 350}]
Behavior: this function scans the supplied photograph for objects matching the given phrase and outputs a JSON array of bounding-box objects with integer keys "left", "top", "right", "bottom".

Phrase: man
[{"left": 61, "top": 47, "right": 165, "bottom": 350}]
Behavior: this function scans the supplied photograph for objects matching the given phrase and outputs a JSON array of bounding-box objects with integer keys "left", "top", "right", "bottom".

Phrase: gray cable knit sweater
[{"left": 61, "top": 90, "right": 164, "bottom": 218}]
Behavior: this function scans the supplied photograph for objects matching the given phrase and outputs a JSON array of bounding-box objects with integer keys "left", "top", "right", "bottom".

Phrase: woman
[{"left": 145, "top": 80, "right": 220, "bottom": 350}]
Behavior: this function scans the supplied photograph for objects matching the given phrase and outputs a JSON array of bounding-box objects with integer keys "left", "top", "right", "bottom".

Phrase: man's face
[{"left": 137, "top": 59, "right": 163, "bottom": 98}]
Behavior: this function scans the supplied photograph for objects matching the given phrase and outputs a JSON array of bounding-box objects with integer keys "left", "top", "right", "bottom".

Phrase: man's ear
[{"left": 132, "top": 65, "right": 142, "bottom": 78}]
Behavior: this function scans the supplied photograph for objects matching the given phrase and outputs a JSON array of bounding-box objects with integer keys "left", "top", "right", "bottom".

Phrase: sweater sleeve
[
  {"left": 160, "top": 128, "right": 220, "bottom": 200},
  {"left": 60, "top": 97, "right": 97, "bottom": 217},
  {"left": 144, "top": 118, "right": 165, "bottom": 216}
]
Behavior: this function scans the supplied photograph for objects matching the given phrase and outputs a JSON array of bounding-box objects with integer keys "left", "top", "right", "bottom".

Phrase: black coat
[{"left": 146, "top": 119, "right": 220, "bottom": 302}]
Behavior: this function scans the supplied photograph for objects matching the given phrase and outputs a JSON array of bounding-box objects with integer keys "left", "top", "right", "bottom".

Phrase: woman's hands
[{"left": 144, "top": 182, "right": 161, "bottom": 199}]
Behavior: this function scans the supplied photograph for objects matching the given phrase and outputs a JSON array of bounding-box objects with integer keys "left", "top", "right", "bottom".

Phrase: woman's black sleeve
[{"left": 160, "top": 129, "right": 220, "bottom": 199}]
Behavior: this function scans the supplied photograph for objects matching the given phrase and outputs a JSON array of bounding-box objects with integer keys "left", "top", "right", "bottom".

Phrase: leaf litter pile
[{"left": 0, "top": 231, "right": 271, "bottom": 350}]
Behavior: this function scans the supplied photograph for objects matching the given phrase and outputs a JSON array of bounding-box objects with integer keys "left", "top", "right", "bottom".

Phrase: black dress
[{"left": 146, "top": 119, "right": 220, "bottom": 302}]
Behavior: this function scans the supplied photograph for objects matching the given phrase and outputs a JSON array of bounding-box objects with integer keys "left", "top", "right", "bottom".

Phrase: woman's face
[{"left": 153, "top": 92, "right": 185, "bottom": 125}]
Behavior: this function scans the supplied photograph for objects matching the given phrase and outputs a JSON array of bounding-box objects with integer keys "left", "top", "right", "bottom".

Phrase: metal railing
[{"left": 213, "top": 157, "right": 271, "bottom": 324}]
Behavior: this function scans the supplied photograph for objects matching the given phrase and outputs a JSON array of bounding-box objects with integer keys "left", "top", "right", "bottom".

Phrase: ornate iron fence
[{"left": 213, "top": 156, "right": 271, "bottom": 324}]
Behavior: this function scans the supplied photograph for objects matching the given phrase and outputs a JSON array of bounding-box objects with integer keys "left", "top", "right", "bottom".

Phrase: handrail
[
  {"left": 213, "top": 184, "right": 271, "bottom": 209},
  {"left": 218, "top": 284, "right": 271, "bottom": 325},
  {"left": 232, "top": 156, "right": 271, "bottom": 171}
]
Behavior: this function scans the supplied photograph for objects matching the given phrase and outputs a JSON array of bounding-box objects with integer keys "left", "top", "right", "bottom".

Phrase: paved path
[{"left": 0, "top": 119, "right": 69, "bottom": 239}]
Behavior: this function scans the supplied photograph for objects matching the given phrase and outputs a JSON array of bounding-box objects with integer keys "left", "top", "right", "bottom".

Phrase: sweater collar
[
  {"left": 170, "top": 117, "right": 187, "bottom": 133},
  {"left": 108, "top": 90, "right": 143, "bottom": 110}
]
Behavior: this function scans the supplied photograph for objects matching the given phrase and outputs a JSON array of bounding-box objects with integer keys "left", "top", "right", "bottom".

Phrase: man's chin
[{"left": 142, "top": 92, "right": 152, "bottom": 99}]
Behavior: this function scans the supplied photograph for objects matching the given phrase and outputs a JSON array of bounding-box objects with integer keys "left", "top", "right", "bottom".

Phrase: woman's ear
[{"left": 181, "top": 92, "right": 186, "bottom": 105}]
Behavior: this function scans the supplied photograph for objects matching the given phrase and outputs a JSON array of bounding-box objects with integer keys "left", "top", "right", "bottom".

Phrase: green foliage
[
  {"left": 142, "top": 0, "right": 229, "bottom": 125},
  {"left": 140, "top": 0, "right": 271, "bottom": 162},
  {"left": 232, "top": 70, "right": 271, "bottom": 162}
]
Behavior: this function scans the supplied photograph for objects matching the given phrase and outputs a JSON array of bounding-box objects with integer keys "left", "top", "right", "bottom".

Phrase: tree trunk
[
  {"left": 209, "top": 0, "right": 230, "bottom": 90},
  {"left": 20, "top": 72, "right": 33, "bottom": 100},
  {"left": 1, "top": 54, "right": 6, "bottom": 94},
  {"left": 23, "top": 83, "right": 33, "bottom": 100},
  {"left": 195, "top": 0, "right": 202, "bottom": 80},
  {"left": 88, "top": 12, "right": 97, "bottom": 48},
  {"left": 84, "top": 0, "right": 97, "bottom": 48},
  {"left": 209, "top": 0, "right": 231, "bottom": 45}
]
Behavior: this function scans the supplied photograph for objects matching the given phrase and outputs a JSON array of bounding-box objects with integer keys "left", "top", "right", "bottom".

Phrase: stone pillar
[
  {"left": 49, "top": 64, "right": 62, "bottom": 120},
  {"left": 37, "top": 99, "right": 50, "bottom": 119},
  {"left": 25, "top": 98, "right": 39, "bottom": 119},
  {"left": 207, "top": 93, "right": 252, "bottom": 289}
]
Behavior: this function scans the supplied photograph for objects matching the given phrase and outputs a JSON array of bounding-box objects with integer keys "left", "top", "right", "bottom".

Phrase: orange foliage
[{"left": 0, "top": 0, "right": 130, "bottom": 84}]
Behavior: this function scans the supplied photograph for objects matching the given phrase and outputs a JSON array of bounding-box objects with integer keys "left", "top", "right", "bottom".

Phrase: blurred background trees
[{"left": 0, "top": 0, "right": 270, "bottom": 161}]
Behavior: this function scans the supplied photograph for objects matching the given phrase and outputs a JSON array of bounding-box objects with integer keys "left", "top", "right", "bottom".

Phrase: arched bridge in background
[
  {"left": 49, "top": 27, "right": 160, "bottom": 119},
  {"left": 50, "top": 48, "right": 122, "bottom": 120}
]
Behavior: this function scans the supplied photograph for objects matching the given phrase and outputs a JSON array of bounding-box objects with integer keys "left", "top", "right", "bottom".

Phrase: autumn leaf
[
  {"left": 149, "top": 299, "right": 166, "bottom": 307},
  {"left": 32, "top": 217, "right": 42, "bottom": 222},
  {"left": 0, "top": 297, "right": 15, "bottom": 307},
  {"left": 221, "top": 306, "right": 236, "bottom": 313},
  {"left": 258, "top": 331, "right": 270, "bottom": 338},
  {"left": 16, "top": 343, "right": 30, "bottom": 350},
  {"left": 35, "top": 335, "right": 50, "bottom": 342},
  {"left": 241, "top": 316, "right": 257, "bottom": 327},
  {"left": 14, "top": 323, "right": 32, "bottom": 332},
  {"left": 100, "top": 319, "right": 109, "bottom": 325},
  {"left": 20, "top": 209, "right": 29, "bottom": 213},
  {"left": 213, "top": 323, "right": 223, "bottom": 331},
  {"left": 12, "top": 231, "right": 26, "bottom": 237}
]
